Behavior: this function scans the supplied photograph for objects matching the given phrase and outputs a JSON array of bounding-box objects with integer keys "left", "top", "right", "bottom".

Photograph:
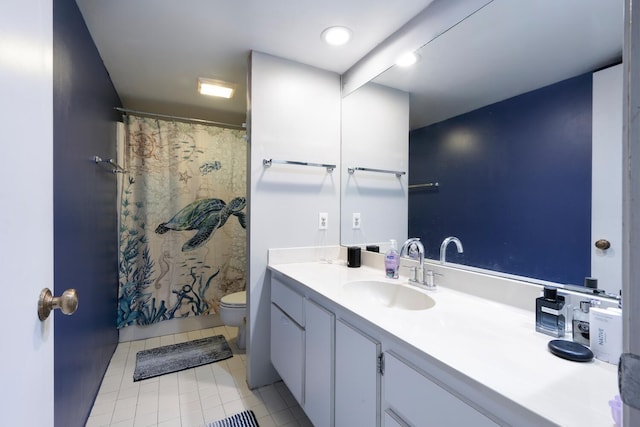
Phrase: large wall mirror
[{"left": 340, "top": 0, "right": 623, "bottom": 296}]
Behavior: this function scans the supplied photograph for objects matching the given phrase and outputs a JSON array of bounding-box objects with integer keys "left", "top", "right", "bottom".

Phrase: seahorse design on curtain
[{"left": 117, "top": 115, "right": 246, "bottom": 328}]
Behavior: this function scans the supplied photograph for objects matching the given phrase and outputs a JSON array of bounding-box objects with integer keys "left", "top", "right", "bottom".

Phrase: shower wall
[{"left": 53, "top": 0, "right": 121, "bottom": 426}]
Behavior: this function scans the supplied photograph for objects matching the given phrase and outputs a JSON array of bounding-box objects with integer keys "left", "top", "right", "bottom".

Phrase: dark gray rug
[
  {"left": 205, "top": 410, "right": 259, "bottom": 427},
  {"left": 133, "top": 335, "right": 233, "bottom": 381}
]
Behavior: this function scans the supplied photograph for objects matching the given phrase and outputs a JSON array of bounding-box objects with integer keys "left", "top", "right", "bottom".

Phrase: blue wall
[
  {"left": 53, "top": 1, "right": 121, "bottom": 426},
  {"left": 409, "top": 73, "right": 592, "bottom": 286}
]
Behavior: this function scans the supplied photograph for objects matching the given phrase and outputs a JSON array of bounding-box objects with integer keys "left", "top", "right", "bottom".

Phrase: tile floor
[{"left": 86, "top": 325, "right": 312, "bottom": 427}]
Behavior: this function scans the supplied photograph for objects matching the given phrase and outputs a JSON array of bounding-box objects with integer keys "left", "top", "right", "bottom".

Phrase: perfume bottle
[
  {"left": 536, "top": 287, "right": 565, "bottom": 337},
  {"left": 572, "top": 301, "right": 591, "bottom": 346}
]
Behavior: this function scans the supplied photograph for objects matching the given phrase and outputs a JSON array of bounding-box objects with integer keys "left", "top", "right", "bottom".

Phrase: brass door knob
[
  {"left": 38, "top": 288, "right": 78, "bottom": 321},
  {"left": 595, "top": 239, "right": 611, "bottom": 250}
]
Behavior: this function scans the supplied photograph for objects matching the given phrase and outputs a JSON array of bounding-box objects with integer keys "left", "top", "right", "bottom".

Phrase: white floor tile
[
  {"left": 179, "top": 409, "right": 204, "bottom": 427},
  {"left": 109, "top": 419, "right": 135, "bottom": 427},
  {"left": 270, "top": 408, "right": 297, "bottom": 426},
  {"left": 90, "top": 398, "right": 117, "bottom": 417},
  {"left": 256, "top": 414, "right": 277, "bottom": 427},
  {"left": 157, "top": 417, "right": 182, "bottom": 427},
  {"left": 222, "top": 398, "right": 246, "bottom": 415},
  {"left": 85, "top": 412, "right": 112, "bottom": 427},
  {"left": 133, "top": 410, "right": 158, "bottom": 427},
  {"left": 202, "top": 403, "right": 226, "bottom": 422}
]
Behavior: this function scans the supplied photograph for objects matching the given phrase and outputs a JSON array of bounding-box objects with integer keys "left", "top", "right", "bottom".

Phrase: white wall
[
  {"left": 247, "top": 52, "right": 341, "bottom": 387},
  {"left": 341, "top": 83, "right": 409, "bottom": 247}
]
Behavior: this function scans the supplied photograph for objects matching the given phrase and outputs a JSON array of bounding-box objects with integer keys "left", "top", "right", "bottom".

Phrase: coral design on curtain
[{"left": 117, "top": 115, "right": 246, "bottom": 328}]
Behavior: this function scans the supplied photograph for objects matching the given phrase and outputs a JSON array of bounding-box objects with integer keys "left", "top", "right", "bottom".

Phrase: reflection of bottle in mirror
[
  {"left": 535, "top": 287, "right": 565, "bottom": 337},
  {"left": 385, "top": 239, "right": 399, "bottom": 279},
  {"left": 572, "top": 301, "right": 591, "bottom": 346}
]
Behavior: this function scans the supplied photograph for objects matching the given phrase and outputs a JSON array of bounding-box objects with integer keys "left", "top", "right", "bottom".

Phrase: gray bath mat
[
  {"left": 133, "top": 335, "right": 232, "bottom": 381},
  {"left": 205, "top": 410, "right": 259, "bottom": 427}
]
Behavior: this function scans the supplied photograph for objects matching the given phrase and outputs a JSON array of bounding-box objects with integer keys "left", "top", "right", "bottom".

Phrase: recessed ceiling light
[
  {"left": 321, "top": 26, "right": 352, "bottom": 46},
  {"left": 197, "top": 77, "right": 236, "bottom": 98},
  {"left": 395, "top": 52, "right": 420, "bottom": 67}
]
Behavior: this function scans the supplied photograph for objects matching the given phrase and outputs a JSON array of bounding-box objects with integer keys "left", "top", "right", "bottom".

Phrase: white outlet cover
[
  {"left": 352, "top": 213, "right": 361, "bottom": 229},
  {"left": 319, "top": 212, "right": 328, "bottom": 229}
]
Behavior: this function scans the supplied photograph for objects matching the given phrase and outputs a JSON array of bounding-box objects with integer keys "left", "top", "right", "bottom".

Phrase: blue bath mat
[
  {"left": 133, "top": 335, "right": 232, "bottom": 381},
  {"left": 205, "top": 410, "right": 259, "bottom": 427}
]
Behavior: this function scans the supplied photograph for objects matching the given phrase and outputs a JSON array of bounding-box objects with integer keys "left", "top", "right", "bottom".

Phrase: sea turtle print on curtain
[{"left": 117, "top": 115, "right": 246, "bottom": 328}]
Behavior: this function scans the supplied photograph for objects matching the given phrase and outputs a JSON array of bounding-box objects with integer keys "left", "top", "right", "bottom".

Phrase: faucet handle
[
  {"left": 424, "top": 269, "right": 438, "bottom": 289},
  {"left": 401, "top": 265, "right": 419, "bottom": 282}
]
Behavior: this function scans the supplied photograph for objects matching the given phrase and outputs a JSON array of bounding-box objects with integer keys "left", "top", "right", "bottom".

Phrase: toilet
[{"left": 219, "top": 291, "right": 247, "bottom": 350}]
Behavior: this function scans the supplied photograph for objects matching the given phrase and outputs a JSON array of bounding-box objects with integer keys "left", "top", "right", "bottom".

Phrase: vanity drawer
[{"left": 272, "top": 275, "right": 304, "bottom": 326}]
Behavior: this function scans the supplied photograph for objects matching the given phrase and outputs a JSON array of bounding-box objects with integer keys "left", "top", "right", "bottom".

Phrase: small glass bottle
[
  {"left": 572, "top": 301, "right": 591, "bottom": 346},
  {"left": 535, "top": 287, "right": 565, "bottom": 337}
]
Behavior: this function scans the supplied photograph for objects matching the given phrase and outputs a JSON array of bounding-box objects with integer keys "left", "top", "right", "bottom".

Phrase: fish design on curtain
[{"left": 117, "top": 115, "right": 246, "bottom": 328}]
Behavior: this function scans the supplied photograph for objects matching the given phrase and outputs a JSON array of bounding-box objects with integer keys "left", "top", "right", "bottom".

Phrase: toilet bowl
[{"left": 219, "top": 291, "right": 246, "bottom": 350}]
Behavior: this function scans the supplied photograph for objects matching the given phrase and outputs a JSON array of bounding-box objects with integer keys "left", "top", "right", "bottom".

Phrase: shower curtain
[{"left": 117, "top": 115, "right": 246, "bottom": 328}]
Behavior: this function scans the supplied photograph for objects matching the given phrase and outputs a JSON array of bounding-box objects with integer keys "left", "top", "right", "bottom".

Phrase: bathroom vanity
[{"left": 268, "top": 248, "right": 618, "bottom": 427}]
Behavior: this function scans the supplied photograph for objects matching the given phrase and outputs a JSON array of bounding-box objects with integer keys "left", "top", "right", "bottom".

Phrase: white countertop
[{"left": 268, "top": 261, "right": 618, "bottom": 427}]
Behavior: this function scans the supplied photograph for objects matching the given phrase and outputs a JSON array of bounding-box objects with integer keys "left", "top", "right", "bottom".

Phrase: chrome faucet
[
  {"left": 400, "top": 238, "right": 429, "bottom": 287},
  {"left": 440, "top": 236, "right": 463, "bottom": 264}
]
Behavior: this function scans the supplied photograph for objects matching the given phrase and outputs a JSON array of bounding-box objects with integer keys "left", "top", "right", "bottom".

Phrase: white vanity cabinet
[
  {"left": 335, "top": 319, "right": 381, "bottom": 427},
  {"left": 383, "top": 352, "right": 498, "bottom": 427}
]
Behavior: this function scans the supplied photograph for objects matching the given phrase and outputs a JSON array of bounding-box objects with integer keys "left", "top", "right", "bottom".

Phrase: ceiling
[
  {"left": 75, "top": 0, "right": 623, "bottom": 130},
  {"left": 75, "top": 0, "right": 434, "bottom": 125}
]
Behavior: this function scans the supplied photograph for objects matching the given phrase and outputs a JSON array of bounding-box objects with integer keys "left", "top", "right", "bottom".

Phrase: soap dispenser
[{"left": 384, "top": 239, "right": 399, "bottom": 279}]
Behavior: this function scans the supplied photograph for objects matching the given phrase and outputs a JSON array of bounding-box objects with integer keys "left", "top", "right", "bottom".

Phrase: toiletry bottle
[
  {"left": 572, "top": 301, "right": 591, "bottom": 346},
  {"left": 535, "top": 287, "right": 565, "bottom": 337},
  {"left": 385, "top": 239, "right": 399, "bottom": 279}
]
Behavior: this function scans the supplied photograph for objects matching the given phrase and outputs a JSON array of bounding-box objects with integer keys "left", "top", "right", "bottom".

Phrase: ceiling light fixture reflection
[
  {"left": 197, "top": 77, "right": 236, "bottom": 98},
  {"left": 395, "top": 52, "right": 420, "bottom": 67},
  {"left": 321, "top": 26, "right": 352, "bottom": 46}
]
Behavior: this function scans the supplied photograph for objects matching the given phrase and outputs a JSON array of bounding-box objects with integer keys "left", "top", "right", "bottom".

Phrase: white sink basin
[{"left": 344, "top": 280, "right": 436, "bottom": 311}]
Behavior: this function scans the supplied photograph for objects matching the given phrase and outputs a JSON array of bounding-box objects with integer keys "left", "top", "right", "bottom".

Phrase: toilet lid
[{"left": 220, "top": 291, "right": 246, "bottom": 307}]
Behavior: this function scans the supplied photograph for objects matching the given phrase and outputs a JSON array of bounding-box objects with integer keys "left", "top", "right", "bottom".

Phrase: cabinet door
[
  {"left": 384, "top": 352, "right": 498, "bottom": 427},
  {"left": 270, "top": 303, "right": 304, "bottom": 404},
  {"left": 335, "top": 320, "right": 380, "bottom": 427},
  {"left": 304, "top": 299, "right": 335, "bottom": 427}
]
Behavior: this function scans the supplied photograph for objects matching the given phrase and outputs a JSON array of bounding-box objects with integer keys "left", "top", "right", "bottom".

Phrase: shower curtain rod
[{"left": 114, "top": 107, "right": 246, "bottom": 130}]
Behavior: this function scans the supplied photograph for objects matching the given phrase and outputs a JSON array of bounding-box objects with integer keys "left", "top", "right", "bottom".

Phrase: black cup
[{"left": 347, "top": 246, "right": 361, "bottom": 268}]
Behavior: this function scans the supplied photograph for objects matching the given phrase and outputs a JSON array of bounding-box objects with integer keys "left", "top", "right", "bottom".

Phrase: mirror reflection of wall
[
  {"left": 340, "top": 83, "right": 409, "bottom": 247},
  {"left": 409, "top": 72, "right": 593, "bottom": 286},
  {"left": 340, "top": 0, "right": 623, "bottom": 295}
]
